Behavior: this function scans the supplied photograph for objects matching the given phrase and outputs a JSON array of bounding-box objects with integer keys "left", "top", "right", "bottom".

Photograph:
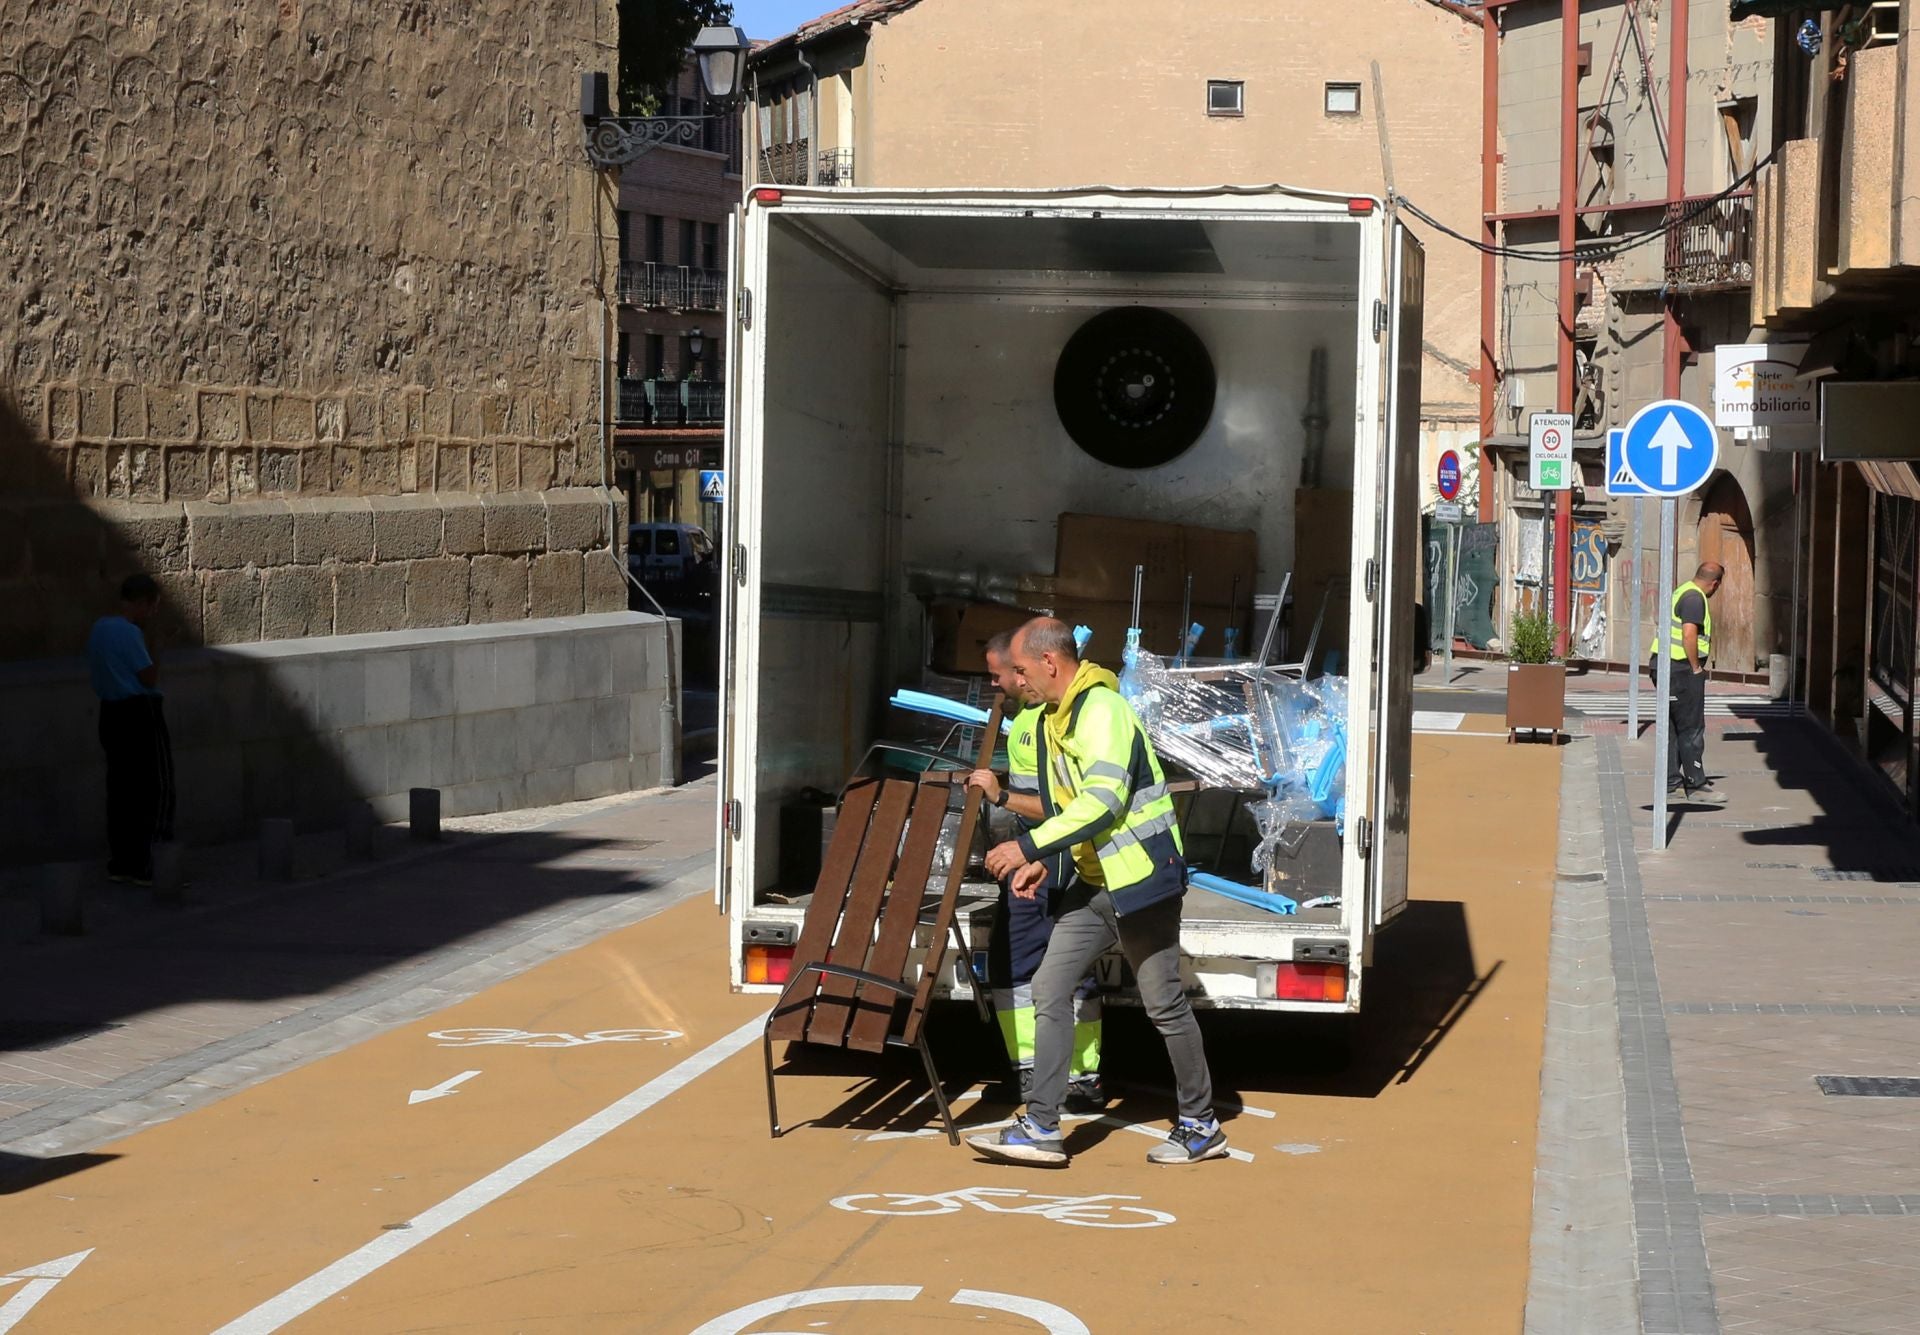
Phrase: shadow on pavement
[
  {"left": 1729, "top": 717, "right": 1918, "bottom": 875},
  {"left": 0, "top": 1149, "right": 119, "bottom": 1194}
]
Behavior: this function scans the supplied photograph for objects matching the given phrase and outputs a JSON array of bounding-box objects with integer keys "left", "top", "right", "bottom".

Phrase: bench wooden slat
[
  {"left": 845, "top": 780, "right": 951, "bottom": 1054},
  {"left": 768, "top": 777, "right": 881, "bottom": 1042},
  {"left": 803, "top": 779, "right": 916, "bottom": 1047},
  {"left": 901, "top": 697, "right": 1005, "bottom": 1047}
]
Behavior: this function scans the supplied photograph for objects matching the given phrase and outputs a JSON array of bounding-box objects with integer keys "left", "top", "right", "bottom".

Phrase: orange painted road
[{"left": 0, "top": 734, "right": 1560, "bottom": 1333}]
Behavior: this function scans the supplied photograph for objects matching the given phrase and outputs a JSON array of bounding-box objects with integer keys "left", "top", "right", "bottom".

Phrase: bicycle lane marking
[{"left": 214, "top": 1012, "right": 767, "bottom": 1335}]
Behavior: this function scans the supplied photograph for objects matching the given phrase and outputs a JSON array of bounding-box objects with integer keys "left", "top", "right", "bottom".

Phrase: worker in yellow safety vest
[
  {"left": 969, "top": 617, "right": 1228, "bottom": 1169},
  {"left": 1647, "top": 561, "right": 1726, "bottom": 805},
  {"left": 966, "top": 632, "right": 1104, "bottom": 1111}
]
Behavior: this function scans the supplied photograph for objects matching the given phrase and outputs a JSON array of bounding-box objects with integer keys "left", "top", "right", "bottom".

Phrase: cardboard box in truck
[{"left": 718, "top": 185, "right": 1425, "bottom": 1017}]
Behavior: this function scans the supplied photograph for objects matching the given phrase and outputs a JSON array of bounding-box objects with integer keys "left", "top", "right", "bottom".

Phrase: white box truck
[{"left": 718, "top": 184, "right": 1423, "bottom": 1018}]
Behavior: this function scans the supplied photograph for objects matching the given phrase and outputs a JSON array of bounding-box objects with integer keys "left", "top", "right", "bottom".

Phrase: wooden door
[{"left": 1696, "top": 474, "right": 1758, "bottom": 672}]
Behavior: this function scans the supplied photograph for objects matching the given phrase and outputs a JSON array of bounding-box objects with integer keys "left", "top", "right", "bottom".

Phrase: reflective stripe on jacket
[
  {"left": 1647, "top": 580, "right": 1713, "bottom": 660},
  {"left": 1006, "top": 705, "right": 1043, "bottom": 795},
  {"left": 1016, "top": 661, "right": 1187, "bottom": 916}
]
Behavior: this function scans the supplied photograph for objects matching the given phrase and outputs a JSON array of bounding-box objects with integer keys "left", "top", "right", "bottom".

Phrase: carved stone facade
[{"left": 0, "top": 0, "right": 623, "bottom": 660}]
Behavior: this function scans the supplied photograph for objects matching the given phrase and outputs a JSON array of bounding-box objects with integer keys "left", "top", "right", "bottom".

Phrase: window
[
  {"left": 701, "top": 222, "right": 720, "bottom": 270},
  {"left": 645, "top": 333, "right": 665, "bottom": 378},
  {"left": 1324, "top": 82, "right": 1361, "bottom": 116},
  {"left": 680, "top": 219, "right": 696, "bottom": 268},
  {"left": 1206, "top": 80, "right": 1244, "bottom": 117},
  {"left": 616, "top": 331, "right": 632, "bottom": 378},
  {"left": 645, "top": 214, "right": 664, "bottom": 263},
  {"left": 629, "top": 528, "right": 653, "bottom": 556},
  {"left": 655, "top": 528, "right": 682, "bottom": 556},
  {"left": 615, "top": 209, "right": 631, "bottom": 259}
]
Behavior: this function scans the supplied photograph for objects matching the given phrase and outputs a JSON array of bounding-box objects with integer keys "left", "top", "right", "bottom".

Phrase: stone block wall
[
  {"left": 0, "top": 0, "right": 627, "bottom": 663},
  {"left": 0, "top": 613, "right": 677, "bottom": 866}
]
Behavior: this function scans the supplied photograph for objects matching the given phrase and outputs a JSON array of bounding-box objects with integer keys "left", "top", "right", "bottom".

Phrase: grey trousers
[{"left": 1026, "top": 880, "right": 1215, "bottom": 1132}]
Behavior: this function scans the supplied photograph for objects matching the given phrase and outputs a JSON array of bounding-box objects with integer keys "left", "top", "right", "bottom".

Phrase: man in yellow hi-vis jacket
[
  {"left": 967, "top": 632, "right": 1104, "bottom": 1109},
  {"left": 1647, "top": 561, "right": 1727, "bottom": 806},
  {"left": 967, "top": 618, "right": 1227, "bottom": 1168}
]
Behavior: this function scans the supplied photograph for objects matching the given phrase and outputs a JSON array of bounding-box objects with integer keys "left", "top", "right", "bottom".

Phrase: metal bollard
[
  {"left": 345, "top": 802, "right": 377, "bottom": 859},
  {"left": 409, "top": 787, "right": 441, "bottom": 841},
  {"left": 258, "top": 818, "right": 296, "bottom": 881},
  {"left": 658, "top": 697, "right": 679, "bottom": 788},
  {"left": 40, "top": 862, "right": 89, "bottom": 935},
  {"left": 152, "top": 841, "right": 187, "bottom": 907}
]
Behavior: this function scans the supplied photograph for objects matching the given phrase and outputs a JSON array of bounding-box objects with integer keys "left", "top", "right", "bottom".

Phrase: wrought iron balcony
[
  {"left": 758, "top": 137, "right": 810, "bottom": 185},
  {"left": 618, "top": 262, "right": 726, "bottom": 312},
  {"left": 817, "top": 148, "right": 855, "bottom": 187},
  {"left": 1664, "top": 196, "right": 1755, "bottom": 292},
  {"left": 616, "top": 377, "right": 727, "bottom": 427}
]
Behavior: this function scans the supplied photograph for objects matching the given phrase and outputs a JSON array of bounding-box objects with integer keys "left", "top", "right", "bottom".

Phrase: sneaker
[
  {"left": 1064, "top": 1075, "right": 1107, "bottom": 1113},
  {"left": 1680, "top": 786, "right": 1729, "bottom": 806},
  {"left": 1146, "top": 1115, "right": 1230, "bottom": 1165},
  {"left": 967, "top": 1114, "right": 1068, "bottom": 1167}
]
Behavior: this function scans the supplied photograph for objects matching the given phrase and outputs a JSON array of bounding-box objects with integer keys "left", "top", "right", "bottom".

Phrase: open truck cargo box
[{"left": 719, "top": 186, "right": 1422, "bottom": 1014}]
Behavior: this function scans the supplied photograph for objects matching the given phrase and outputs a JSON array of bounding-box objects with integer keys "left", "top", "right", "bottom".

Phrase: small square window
[
  {"left": 1207, "top": 80, "right": 1244, "bottom": 117},
  {"left": 1325, "top": 82, "right": 1362, "bottom": 116}
]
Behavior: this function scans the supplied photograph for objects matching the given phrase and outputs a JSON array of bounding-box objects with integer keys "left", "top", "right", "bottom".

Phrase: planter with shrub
[{"left": 1504, "top": 608, "right": 1566, "bottom": 741}]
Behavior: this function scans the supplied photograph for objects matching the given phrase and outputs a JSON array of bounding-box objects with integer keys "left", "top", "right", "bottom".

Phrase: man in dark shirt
[
  {"left": 1648, "top": 561, "right": 1725, "bottom": 805},
  {"left": 86, "top": 574, "right": 176, "bottom": 884}
]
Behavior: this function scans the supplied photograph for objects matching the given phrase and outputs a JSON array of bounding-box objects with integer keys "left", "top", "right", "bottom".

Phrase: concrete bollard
[
  {"left": 258, "top": 818, "right": 296, "bottom": 881},
  {"left": 39, "top": 862, "right": 89, "bottom": 936},
  {"left": 152, "top": 841, "right": 187, "bottom": 906},
  {"left": 658, "top": 697, "right": 680, "bottom": 789},
  {"left": 409, "top": 787, "right": 441, "bottom": 841},
  {"left": 345, "top": 802, "right": 377, "bottom": 859}
]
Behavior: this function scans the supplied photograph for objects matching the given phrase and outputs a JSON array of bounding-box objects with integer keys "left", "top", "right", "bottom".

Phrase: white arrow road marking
[
  {"left": 407, "top": 1070, "right": 481, "bottom": 1105},
  {"left": 212, "top": 1012, "right": 766, "bottom": 1335},
  {"left": 0, "top": 1250, "right": 94, "bottom": 1333},
  {"left": 1648, "top": 411, "right": 1695, "bottom": 487}
]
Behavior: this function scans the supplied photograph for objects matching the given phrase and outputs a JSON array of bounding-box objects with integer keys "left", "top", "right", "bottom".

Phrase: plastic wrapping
[{"left": 1119, "top": 650, "right": 1269, "bottom": 790}]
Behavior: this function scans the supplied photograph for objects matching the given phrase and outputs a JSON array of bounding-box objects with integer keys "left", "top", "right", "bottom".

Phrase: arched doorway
[{"left": 1695, "top": 473, "right": 1757, "bottom": 672}]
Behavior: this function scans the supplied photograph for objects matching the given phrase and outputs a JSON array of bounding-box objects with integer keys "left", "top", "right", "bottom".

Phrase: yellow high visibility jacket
[
  {"left": 1015, "top": 661, "right": 1187, "bottom": 916},
  {"left": 1648, "top": 580, "right": 1713, "bottom": 660}
]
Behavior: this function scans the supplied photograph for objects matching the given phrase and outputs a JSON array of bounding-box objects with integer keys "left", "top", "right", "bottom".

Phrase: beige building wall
[
  {"left": 0, "top": 0, "right": 625, "bottom": 661},
  {"left": 769, "top": 0, "right": 1483, "bottom": 445}
]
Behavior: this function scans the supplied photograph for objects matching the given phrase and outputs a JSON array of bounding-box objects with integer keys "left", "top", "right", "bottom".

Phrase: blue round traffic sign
[
  {"left": 1620, "top": 399, "right": 1719, "bottom": 497},
  {"left": 1436, "top": 449, "right": 1462, "bottom": 501}
]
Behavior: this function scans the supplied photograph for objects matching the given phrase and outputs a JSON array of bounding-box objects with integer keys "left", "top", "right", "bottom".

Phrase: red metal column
[
  {"left": 1553, "top": 0, "right": 1579, "bottom": 654},
  {"left": 1663, "top": 0, "right": 1690, "bottom": 400},
  {"left": 1479, "top": 8, "right": 1500, "bottom": 525}
]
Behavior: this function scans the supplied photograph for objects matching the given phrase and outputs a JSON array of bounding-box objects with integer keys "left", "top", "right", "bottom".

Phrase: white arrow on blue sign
[{"left": 1619, "top": 398, "right": 1719, "bottom": 497}]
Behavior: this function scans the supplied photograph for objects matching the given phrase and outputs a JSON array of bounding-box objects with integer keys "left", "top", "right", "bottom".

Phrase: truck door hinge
[
  {"left": 725, "top": 799, "right": 743, "bottom": 838},
  {"left": 1356, "top": 816, "right": 1373, "bottom": 859},
  {"left": 1372, "top": 299, "right": 1387, "bottom": 340},
  {"left": 1364, "top": 558, "right": 1379, "bottom": 601},
  {"left": 738, "top": 287, "right": 753, "bottom": 329},
  {"left": 734, "top": 543, "right": 748, "bottom": 586}
]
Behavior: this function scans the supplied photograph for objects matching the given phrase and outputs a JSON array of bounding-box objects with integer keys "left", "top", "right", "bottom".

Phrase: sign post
[
  {"left": 1435, "top": 450, "right": 1464, "bottom": 684},
  {"left": 1619, "top": 399, "right": 1721, "bottom": 851},
  {"left": 1608, "top": 427, "right": 1652, "bottom": 739}
]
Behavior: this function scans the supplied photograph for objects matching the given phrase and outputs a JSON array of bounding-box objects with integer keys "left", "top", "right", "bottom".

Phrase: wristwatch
[{"left": 991, "top": 788, "right": 1009, "bottom": 808}]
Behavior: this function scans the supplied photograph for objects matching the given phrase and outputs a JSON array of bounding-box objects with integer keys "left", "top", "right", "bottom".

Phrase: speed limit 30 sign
[{"left": 1529, "top": 411, "right": 1574, "bottom": 491}]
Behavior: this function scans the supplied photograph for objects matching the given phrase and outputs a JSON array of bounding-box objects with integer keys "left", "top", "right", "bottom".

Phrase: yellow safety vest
[
  {"left": 1648, "top": 580, "right": 1713, "bottom": 660},
  {"left": 1018, "top": 662, "right": 1187, "bottom": 916},
  {"left": 1006, "top": 706, "right": 1043, "bottom": 798}
]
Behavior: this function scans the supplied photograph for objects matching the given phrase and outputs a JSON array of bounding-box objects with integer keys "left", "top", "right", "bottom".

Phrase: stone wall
[
  {"left": 0, "top": 0, "right": 625, "bottom": 662},
  {"left": 0, "top": 613, "right": 676, "bottom": 866}
]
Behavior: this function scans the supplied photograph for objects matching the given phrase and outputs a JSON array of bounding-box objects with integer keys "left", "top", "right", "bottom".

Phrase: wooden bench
[{"left": 763, "top": 698, "right": 1005, "bottom": 1144}]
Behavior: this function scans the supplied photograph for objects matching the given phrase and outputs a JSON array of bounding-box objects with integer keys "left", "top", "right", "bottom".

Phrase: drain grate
[
  {"left": 1813, "top": 867, "right": 1920, "bottom": 884},
  {"left": 1815, "top": 1075, "right": 1920, "bottom": 1097},
  {"left": 1745, "top": 862, "right": 1810, "bottom": 870}
]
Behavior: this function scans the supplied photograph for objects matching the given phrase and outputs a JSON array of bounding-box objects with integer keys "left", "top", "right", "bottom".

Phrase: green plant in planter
[{"left": 1507, "top": 609, "right": 1558, "bottom": 665}]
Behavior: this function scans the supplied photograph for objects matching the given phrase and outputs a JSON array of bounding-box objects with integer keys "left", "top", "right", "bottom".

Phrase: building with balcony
[
  {"left": 613, "top": 60, "right": 741, "bottom": 538},
  {"left": 1482, "top": 1, "right": 1787, "bottom": 674},
  {"left": 1749, "top": 1, "right": 1920, "bottom": 814}
]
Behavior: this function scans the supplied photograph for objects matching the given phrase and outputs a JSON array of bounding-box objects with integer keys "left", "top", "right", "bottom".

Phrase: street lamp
[
  {"left": 581, "top": 24, "right": 752, "bottom": 170},
  {"left": 688, "top": 326, "right": 705, "bottom": 378}
]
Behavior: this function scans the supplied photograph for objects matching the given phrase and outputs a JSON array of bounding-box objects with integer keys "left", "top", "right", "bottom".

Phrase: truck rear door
[
  {"left": 716, "top": 206, "right": 762, "bottom": 921},
  {"left": 1368, "top": 221, "right": 1424, "bottom": 929}
]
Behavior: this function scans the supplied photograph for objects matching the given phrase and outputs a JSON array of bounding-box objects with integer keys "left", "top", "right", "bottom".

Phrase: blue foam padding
[
  {"left": 888, "top": 690, "right": 1014, "bottom": 734},
  {"left": 1188, "top": 870, "right": 1298, "bottom": 915}
]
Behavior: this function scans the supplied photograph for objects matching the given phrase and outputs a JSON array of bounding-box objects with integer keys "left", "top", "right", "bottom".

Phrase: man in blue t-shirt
[{"left": 87, "top": 574, "right": 175, "bottom": 884}]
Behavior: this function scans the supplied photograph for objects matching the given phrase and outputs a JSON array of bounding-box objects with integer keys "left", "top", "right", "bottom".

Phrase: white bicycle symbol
[
  {"left": 830, "top": 1186, "right": 1174, "bottom": 1229},
  {"left": 426, "top": 1027, "right": 685, "bottom": 1048}
]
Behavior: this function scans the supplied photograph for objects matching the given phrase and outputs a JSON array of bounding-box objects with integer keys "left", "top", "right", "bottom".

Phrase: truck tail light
[
  {"left": 745, "top": 944, "right": 796, "bottom": 985},
  {"left": 1264, "top": 961, "right": 1348, "bottom": 1003},
  {"left": 1347, "top": 197, "right": 1376, "bottom": 215},
  {"left": 752, "top": 187, "right": 784, "bottom": 205}
]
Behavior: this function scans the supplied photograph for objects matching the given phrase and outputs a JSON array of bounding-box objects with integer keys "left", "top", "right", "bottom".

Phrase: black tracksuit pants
[{"left": 99, "top": 696, "right": 175, "bottom": 878}]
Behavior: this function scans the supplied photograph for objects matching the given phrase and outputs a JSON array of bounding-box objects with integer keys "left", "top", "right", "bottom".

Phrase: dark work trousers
[
  {"left": 99, "top": 696, "right": 176, "bottom": 878},
  {"left": 1666, "top": 666, "right": 1709, "bottom": 791}
]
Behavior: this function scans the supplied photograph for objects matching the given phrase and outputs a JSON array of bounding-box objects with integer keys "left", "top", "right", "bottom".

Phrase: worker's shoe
[
  {"left": 1146, "top": 1115, "right": 1230, "bottom": 1165},
  {"left": 1064, "top": 1074, "right": 1107, "bottom": 1113},
  {"left": 1671, "top": 785, "right": 1729, "bottom": 807},
  {"left": 968, "top": 1114, "right": 1068, "bottom": 1167}
]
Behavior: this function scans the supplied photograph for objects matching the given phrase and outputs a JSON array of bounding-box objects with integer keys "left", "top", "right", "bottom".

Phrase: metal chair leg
[
  {"left": 951, "top": 919, "right": 993, "bottom": 1025},
  {"left": 913, "top": 1027, "right": 960, "bottom": 1145},
  {"left": 763, "top": 1023, "right": 783, "bottom": 1139}
]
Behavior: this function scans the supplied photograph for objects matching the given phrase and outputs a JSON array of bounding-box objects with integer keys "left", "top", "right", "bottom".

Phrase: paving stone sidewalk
[
  {"left": 1538, "top": 716, "right": 1920, "bottom": 1335},
  {"left": 0, "top": 780, "right": 717, "bottom": 1163}
]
